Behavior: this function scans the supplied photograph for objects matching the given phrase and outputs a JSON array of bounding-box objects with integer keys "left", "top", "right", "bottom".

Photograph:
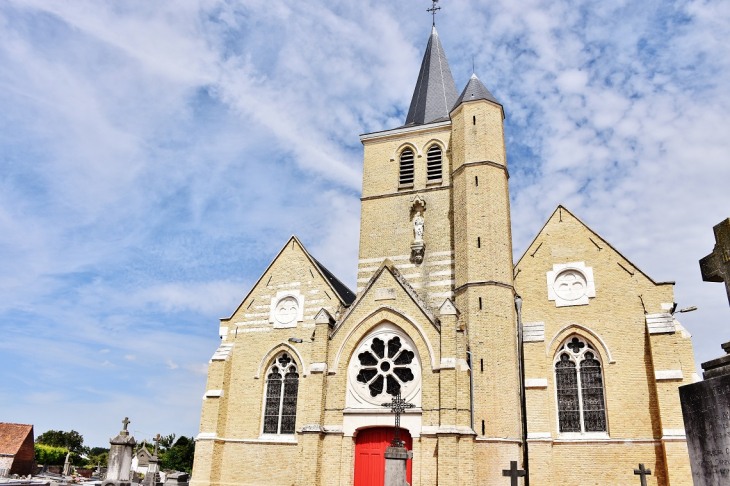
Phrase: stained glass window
[
  {"left": 354, "top": 332, "right": 417, "bottom": 401},
  {"left": 554, "top": 336, "right": 607, "bottom": 434},
  {"left": 263, "top": 353, "right": 299, "bottom": 434}
]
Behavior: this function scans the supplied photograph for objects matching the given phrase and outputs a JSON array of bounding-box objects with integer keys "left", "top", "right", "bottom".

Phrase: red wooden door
[{"left": 354, "top": 428, "right": 412, "bottom": 486}]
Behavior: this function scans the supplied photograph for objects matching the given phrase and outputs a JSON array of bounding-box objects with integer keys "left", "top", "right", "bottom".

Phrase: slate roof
[
  {"left": 404, "top": 26, "right": 459, "bottom": 126},
  {"left": 0, "top": 423, "right": 33, "bottom": 455},
  {"left": 452, "top": 73, "right": 500, "bottom": 109},
  {"left": 312, "top": 257, "right": 356, "bottom": 305}
]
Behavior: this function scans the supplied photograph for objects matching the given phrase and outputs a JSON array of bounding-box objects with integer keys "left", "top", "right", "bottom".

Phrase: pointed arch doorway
[{"left": 354, "top": 428, "right": 412, "bottom": 486}]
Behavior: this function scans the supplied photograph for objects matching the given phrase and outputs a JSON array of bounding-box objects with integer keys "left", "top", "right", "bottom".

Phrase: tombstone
[
  {"left": 381, "top": 393, "right": 414, "bottom": 486},
  {"left": 102, "top": 418, "right": 136, "bottom": 486},
  {"left": 62, "top": 452, "right": 71, "bottom": 476},
  {"left": 679, "top": 218, "right": 730, "bottom": 485},
  {"left": 163, "top": 472, "right": 189, "bottom": 486},
  {"left": 142, "top": 434, "right": 162, "bottom": 486}
]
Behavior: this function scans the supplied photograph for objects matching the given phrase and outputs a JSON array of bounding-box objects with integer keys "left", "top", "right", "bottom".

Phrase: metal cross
[
  {"left": 502, "top": 461, "right": 526, "bottom": 486},
  {"left": 427, "top": 0, "right": 441, "bottom": 26},
  {"left": 634, "top": 463, "right": 652, "bottom": 486},
  {"left": 122, "top": 417, "right": 130, "bottom": 431},
  {"left": 700, "top": 218, "right": 730, "bottom": 306},
  {"left": 153, "top": 434, "right": 161, "bottom": 455},
  {"left": 381, "top": 392, "right": 415, "bottom": 447}
]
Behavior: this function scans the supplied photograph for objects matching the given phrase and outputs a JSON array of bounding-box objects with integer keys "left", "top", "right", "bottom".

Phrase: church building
[{"left": 190, "top": 23, "right": 696, "bottom": 486}]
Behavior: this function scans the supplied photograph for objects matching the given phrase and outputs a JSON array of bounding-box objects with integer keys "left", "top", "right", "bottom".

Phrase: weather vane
[{"left": 427, "top": 0, "right": 441, "bottom": 26}]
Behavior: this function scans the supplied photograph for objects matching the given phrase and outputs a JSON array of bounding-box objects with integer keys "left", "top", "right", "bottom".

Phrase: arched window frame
[
  {"left": 553, "top": 334, "right": 608, "bottom": 437},
  {"left": 261, "top": 352, "right": 300, "bottom": 436},
  {"left": 399, "top": 148, "right": 415, "bottom": 188},
  {"left": 425, "top": 144, "right": 443, "bottom": 184}
]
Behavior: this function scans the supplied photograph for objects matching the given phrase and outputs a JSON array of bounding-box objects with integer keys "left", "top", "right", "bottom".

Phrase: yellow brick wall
[{"left": 515, "top": 206, "right": 695, "bottom": 485}]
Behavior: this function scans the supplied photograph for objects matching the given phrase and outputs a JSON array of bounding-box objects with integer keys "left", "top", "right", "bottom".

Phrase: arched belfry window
[
  {"left": 554, "top": 335, "right": 607, "bottom": 434},
  {"left": 426, "top": 145, "right": 442, "bottom": 182},
  {"left": 399, "top": 149, "right": 415, "bottom": 186},
  {"left": 263, "top": 353, "right": 299, "bottom": 434}
]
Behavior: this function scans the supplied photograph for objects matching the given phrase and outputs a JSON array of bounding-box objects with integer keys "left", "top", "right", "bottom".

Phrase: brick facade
[{"left": 191, "top": 48, "right": 695, "bottom": 486}]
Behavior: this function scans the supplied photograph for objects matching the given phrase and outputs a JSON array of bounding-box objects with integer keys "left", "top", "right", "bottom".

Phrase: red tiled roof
[{"left": 0, "top": 423, "right": 33, "bottom": 455}]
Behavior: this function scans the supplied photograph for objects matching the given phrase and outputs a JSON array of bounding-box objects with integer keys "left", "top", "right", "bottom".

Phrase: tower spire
[{"left": 404, "top": 23, "right": 458, "bottom": 126}]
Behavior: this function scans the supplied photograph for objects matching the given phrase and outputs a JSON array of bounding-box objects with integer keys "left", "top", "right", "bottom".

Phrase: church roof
[
  {"left": 311, "top": 256, "right": 356, "bottom": 305},
  {"left": 452, "top": 73, "right": 500, "bottom": 110},
  {"left": 404, "top": 26, "right": 459, "bottom": 126}
]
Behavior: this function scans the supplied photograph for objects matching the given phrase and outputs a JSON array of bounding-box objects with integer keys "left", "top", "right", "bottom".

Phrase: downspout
[
  {"left": 515, "top": 294, "right": 529, "bottom": 486},
  {"left": 466, "top": 349, "right": 475, "bottom": 433}
]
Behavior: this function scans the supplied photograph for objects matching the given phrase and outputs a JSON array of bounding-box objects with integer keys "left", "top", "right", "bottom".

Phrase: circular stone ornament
[
  {"left": 553, "top": 270, "right": 588, "bottom": 302},
  {"left": 348, "top": 326, "right": 421, "bottom": 406}
]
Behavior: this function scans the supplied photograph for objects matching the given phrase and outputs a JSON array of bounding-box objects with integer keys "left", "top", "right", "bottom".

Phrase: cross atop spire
[{"left": 427, "top": 0, "right": 441, "bottom": 26}]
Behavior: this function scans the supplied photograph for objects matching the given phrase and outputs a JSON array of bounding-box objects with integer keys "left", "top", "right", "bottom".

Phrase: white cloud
[{"left": 1, "top": 0, "right": 729, "bottom": 447}]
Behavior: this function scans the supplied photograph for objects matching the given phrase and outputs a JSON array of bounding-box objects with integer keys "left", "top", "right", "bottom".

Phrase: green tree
[
  {"left": 159, "top": 436, "right": 195, "bottom": 474},
  {"left": 35, "top": 430, "right": 85, "bottom": 454},
  {"left": 34, "top": 444, "right": 68, "bottom": 465}
]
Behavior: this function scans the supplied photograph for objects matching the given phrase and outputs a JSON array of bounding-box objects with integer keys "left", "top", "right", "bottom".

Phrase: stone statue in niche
[{"left": 413, "top": 211, "right": 424, "bottom": 243}]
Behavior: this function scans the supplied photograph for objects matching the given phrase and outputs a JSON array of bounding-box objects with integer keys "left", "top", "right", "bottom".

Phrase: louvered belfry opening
[
  {"left": 399, "top": 149, "right": 415, "bottom": 186},
  {"left": 426, "top": 145, "right": 442, "bottom": 182}
]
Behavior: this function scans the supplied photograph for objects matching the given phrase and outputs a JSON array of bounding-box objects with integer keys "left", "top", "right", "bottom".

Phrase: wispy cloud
[{"left": 0, "top": 0, "right": 728, "bottom": 447}]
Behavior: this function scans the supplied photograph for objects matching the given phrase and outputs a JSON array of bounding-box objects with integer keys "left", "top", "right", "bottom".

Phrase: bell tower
[
  {"left": 451, "top": 73, "right": 523, "bottom": 482},
  {"left": 357, "top": 22, "right": 523, "bottom": 484}
]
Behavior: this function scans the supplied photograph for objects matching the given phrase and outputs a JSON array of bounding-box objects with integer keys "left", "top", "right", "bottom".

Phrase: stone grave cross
[
  {"left": 700, "top": 218, "right": 730, "bottom": 306},
  {"left": 502, "top": 461, "right": 525, "bottom": 486},
  {"left": 634, "top": 463, "right": 652, "bottom": 486},
  {"left": 122, "top": 417, "right": 130, "bottom": 430},
  {"left": 153, "top": 434, "right": 161, "bottom": 456},
  {"left": 381, "top": 392, "right": 414, "bottom": 448}
]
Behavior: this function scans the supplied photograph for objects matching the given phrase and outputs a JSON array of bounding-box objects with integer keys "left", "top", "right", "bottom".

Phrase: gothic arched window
[
  {"left": 399, "top": 149, "right": 415, "bottom": 186},
  {"left": 263, "top": 353, "right": 299, "bottom": 435},
  {"left": 554, "top": 335, "right": 607, "bottom": 434},
  {"left": 426, "top": 145, "right": 442, "bottom": 182}
]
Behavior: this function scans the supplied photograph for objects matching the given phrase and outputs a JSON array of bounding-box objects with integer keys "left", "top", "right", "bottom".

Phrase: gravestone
[
  {"left": 163, "top": 472, "right": 188, "bottom": 486},
  {"left": 103, "top": 418, "right": 136, "bottom": 486},
  {"left": 678, "top": 217, "right": 730, "bottom": 485},
  {"left": 142, "top": 435, "right": 162, "bottom": 486}
]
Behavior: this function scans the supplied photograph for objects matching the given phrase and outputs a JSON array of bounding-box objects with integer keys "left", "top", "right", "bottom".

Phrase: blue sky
[{"left": 1, "top": 0, "right": 729, "bottom": 448}]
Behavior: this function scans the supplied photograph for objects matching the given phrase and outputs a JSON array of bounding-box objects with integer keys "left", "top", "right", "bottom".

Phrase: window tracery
[
  {"left": 554, "top": 335, "right": 607, "bottom": 434},
  {"left": 263, "top": 353, "right": 299, "bottom": 434},
  {"left": 348, "top": 326, "right": 421, "bottom": 407}
]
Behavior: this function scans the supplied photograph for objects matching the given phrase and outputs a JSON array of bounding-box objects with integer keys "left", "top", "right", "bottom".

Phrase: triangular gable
[
  {"left": 331, "top": 259, "right": 440, "bottom": 338},
  {"left": 515, "top": 205, "right": 673, "bottom": 286},
  {"left": 0, "top": 423, "right": 33, "bottom": 455},
  {"left": 222, "top": 236, "right": 355, "bottom": 321}
]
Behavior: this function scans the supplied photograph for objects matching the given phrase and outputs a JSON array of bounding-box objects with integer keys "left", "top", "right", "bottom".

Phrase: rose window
[{"left": 356, "top": 336, "right": 416, "bottom": 398}]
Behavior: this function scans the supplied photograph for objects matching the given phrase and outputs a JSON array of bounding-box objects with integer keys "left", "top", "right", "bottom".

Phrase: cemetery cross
[
  {"left": 634, "top": 463, "right": 652, "bottom": 486},
  {"left": 122, "top": 417, "right": 130, "bottom": 431},
  {"left": 153, "top": 434, "right": 161, "bottom": 456},
  {"left": 381, "top": 392, "right": 415, "bottom": 448},
  {"left": 700, "top": 218, "right": 730, "bottom": 306},
  {"left": 502, "top": 461, "right": 526, "bottom": 486}
]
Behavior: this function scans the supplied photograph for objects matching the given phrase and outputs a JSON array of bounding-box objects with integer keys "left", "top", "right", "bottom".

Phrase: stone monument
[
  {"left": 679, "top": 218, "right": 730, "bottom": 485},
  {"left": 62, "top": 452, "right": 71, "bottom": 477},
  {"left": 381, "top": 393, "right": 414, "bottom": 486},
  {"left": 103, "top": 418, "right": 136, "bottom": 486},
  {"left": 142, "top": 435, "right": 162, "bottom": 486}
]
